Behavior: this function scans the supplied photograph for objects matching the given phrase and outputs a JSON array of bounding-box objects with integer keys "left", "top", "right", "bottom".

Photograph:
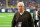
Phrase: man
[
  {"left": 33, "top": 6, "right": 39, "bottom": 27},
  {"left": 12, "top": 2, "right": 34, "bottom": 27}
]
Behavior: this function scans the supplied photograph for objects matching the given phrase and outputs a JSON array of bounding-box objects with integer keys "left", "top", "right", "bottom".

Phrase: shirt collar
[{"left": 20, "top": 10, "right": 24, "bottom": 15}]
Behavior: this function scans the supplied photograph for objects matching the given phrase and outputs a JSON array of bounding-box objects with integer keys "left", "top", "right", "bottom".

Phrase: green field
[{"left": 0, "top": 13, "right": 33, "bottom": 27}]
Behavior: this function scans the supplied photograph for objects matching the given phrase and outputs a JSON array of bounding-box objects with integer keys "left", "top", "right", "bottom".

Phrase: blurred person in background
[
  {"left": 12, "top": 2, "right": 34, "bottom": 27},
  {"left": 33, "top": 6, "right": 39, "bottom": 27}
]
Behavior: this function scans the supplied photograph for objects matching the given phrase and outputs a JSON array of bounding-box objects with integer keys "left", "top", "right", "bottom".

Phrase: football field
[{"left": 0, "top": 13, "right": 33, "bottom": 27}]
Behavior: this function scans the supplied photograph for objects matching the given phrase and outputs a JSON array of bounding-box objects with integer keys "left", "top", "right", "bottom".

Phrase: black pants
[{"left": 34, "top": 20, "right": 39, "bottom": 27}]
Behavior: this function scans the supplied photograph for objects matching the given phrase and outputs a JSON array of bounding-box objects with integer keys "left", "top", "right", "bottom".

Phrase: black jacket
[{"left": 12, "top": 11, "right": 34, "bottom": 27}]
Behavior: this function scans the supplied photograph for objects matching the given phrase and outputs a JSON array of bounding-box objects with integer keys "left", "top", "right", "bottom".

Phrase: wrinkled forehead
[{"left": 18, "top": 3, "right": 23, "bottom": 6}]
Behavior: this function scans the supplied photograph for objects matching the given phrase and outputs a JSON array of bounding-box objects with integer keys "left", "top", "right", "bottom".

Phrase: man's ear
[{"left": 23, "top": 6, "right": 24, "bottom": 8}]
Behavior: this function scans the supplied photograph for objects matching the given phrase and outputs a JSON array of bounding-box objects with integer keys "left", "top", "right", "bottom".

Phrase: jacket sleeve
[
  {"left": 38, "top": 15, "right": 40, "bottom": 19},
  {"left": 38, "top": 11, "right": 40, "bottom": 19},
  {"left": 28, "top": 13, "right": 34, "bottom": 27},
  {"left": 12, "top": 14, "right": 16, "bottom": 27}
]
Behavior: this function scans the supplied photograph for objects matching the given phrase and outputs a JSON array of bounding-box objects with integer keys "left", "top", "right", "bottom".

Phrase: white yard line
[
  {"left": 0, "top": 25, "right": 11, "bottom": 26},
  {"left": 0, "top": 16, "right": 6, "bottom": 17},
  {"left": 8, "top": 15, "right": 13, "bottom": 16}
]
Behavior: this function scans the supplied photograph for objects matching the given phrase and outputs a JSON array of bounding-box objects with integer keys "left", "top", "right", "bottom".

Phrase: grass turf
[{"left": 0, "top": 13, "right": 33, "bottom": 27}]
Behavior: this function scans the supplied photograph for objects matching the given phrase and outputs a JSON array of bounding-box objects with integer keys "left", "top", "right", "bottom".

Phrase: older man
[{"left": 12, "top": 2, "right": 34, "bottom": 27}]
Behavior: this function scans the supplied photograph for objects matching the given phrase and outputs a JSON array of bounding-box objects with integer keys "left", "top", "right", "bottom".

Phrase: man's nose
[{"left": 20, "top": 7, "right": 22, "bottom": 10}]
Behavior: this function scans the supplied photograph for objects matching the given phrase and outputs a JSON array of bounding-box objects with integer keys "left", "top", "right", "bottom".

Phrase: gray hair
[{"left": 17, "top": 2, "right": 24, "bottom": 6}]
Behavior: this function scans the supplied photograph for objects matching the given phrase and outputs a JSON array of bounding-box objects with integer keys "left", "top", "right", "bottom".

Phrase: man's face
[
  {"left": 18, "top": 4, "right": 24, "bottom": 13},
  {"left": 34, "top": 7, "right": 37, "bottom": 10}
]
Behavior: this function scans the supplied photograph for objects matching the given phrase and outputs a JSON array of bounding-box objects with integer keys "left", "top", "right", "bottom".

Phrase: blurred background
[{"left": 0, "top": 0, "right": 40, "bottom": 27}]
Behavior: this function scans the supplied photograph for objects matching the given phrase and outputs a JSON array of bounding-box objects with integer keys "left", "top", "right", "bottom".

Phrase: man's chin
[{"left": 19, "top": 11, "right": 22, "bottom": 13}]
